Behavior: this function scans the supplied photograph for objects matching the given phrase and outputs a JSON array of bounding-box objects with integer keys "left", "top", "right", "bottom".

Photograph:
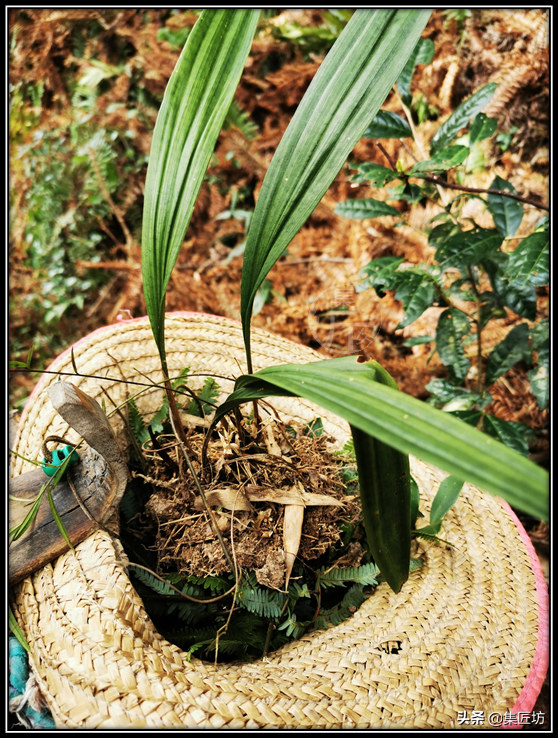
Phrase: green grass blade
[
  {"left": 240, "top": 9, "right": 431, "bottom": 368},
  {"left": 142, "top": 9, "right": 259, "bottom": 362},
  {"left": 47, "top": 487, "right": 73, "bottom": 550},
  {"left": 9, "top": 490, "right": 44, "bottom": 542},
  {"left": 9, "top": 450, "right": 77, "bottom": 543},
  {"left": 9, "top": 606, "right": 30, "bottom": 653},
  {"left": 214, "top": 357, "right": 548, "bottom": 521}
]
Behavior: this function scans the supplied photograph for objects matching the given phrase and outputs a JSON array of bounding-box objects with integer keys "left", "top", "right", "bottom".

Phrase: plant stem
[
  {"left": 466, "top": 266, "right": 484, "bottom": 395},
  {"left": 167, "top": 399, "right": 237, "bottom": 574},
  {"left": 395, "top": 89, "right": 450, "bottom": 208},
  {"left": 411, "top": 175, "right": 549, "bottom": 212},
  {"left": 262, "top": 621, "right": 275, "bottom": 657}
]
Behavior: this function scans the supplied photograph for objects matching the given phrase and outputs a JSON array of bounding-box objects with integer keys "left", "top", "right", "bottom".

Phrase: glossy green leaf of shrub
[
  {"left": 482, "top": 415, "right": 532, "bottom": 458},
  {"left": 487, "top": 175, "right": 524, "bottom": 237},
  {"left": 529, "top": 365, "right": 549, "bottom": 410},
  {"left": 485, "top": 323, "right": 529, "bottom": 387},
  {"left": 393, "top": 271, "right": 437, "bottom": 328},
  {"left": 363, "top": 110, "right": 412, "bottom": 139},
  {"left": 430, "top": 83, "right": 498, "bottom": 154},
  {"left": 350, "top": 162, "right": 402, "bottom": 187},
  {"left": 483, "top": 252, "right": 537, "bottom": 320},
  {"left": 240, "top": 9, "right": 432, "bottom": 368},
  {"left": 397, "top": 37, "right": 435, "bottom": 106},
  {"left": 435, "top": 308, "right": 471, "bottom": 383},
  {"left": 142, "top": 9, "right": 259, "bottom": 363},
  {"left": 211, "top": 356, "right": 548, "bottom": 521},
  {"left": 469, "top": 112, "right": 498, "bottom": 144},
  {"left": 409, "top": 144, "right": 469, "bottom": 174},
  {"left": 436, "top": 228, "right": 503, "bottom": 269},
  {"left": 334, "top": 198, "right": 400, "bottom": 219},
  {"left": 505, "top": 230, "right": 549, "bottom": 287}
]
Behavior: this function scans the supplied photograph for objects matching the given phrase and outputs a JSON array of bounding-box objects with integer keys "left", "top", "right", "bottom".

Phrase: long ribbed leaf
[
  {"left": 350, "top": 361, "right": 411, "bottom": 594},
  {"left": 212, "top": 356, "right": 548, "bottom": 521},
  {"left": 240, "top": 10, "right": 431, "bottom": 368},
  {"left": 142, "top": 10, "right": 259, "bottom": 362}
]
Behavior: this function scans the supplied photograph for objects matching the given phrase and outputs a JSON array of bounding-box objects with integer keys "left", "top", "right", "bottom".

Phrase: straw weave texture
[{"left": 11, "top": 314, "right": 541, "bottom": 728}]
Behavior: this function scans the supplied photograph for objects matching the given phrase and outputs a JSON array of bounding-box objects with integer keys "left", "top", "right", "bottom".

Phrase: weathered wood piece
[{"left": 9, "top": 382, "right": 128, "bottom": 586}]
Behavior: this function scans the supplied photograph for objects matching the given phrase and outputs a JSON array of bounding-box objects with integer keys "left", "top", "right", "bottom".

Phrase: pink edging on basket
[
  {"left": 498, "top": 499, "right": 549, "bottom": 729},
  {"left": 26, "top": 312, "right": 549, "bottom": 727}
]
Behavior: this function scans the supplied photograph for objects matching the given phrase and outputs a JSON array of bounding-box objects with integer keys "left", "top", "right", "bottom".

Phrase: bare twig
[
  {"left": 283, "top": 257, "right": 353, "bottom": 265},
  {"left": 411, "top": 175, "right": 549, "bottom": 212},
  {"left": 375, "top": 142, "right": 397, "bottom": 171},
  {"left": 466, "top": 265, "right": 484, "bottom": 395}
]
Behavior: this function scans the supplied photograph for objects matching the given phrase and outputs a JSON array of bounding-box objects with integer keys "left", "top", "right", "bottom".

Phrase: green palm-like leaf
[
  {"left": 142, "top": 9, "right": 259, "bottom": 365},
  {"left": 212, "top": 356, "right": 548, "bottom": 521},
  {"left": 240, "top": 9, "right": 431, "bottom": 369}
]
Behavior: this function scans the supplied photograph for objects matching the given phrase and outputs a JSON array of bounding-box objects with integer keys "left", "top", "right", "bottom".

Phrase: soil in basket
[{"left": 119, "top": 414, "right": 373, "bottom": 662}]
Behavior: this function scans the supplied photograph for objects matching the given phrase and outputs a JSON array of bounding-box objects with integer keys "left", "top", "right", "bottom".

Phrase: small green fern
[
  {"left": 412, "top": 529, "right": 454, "bottom": 547},
  {"left": 185, "top": 573, "right": 232, "bottom": 593},
  {"left": 224, "top": 99, "right": 258, "bottom": 139},
  {"left": 317, "top": 562, "right": 380, "bottom": 589},
  {"left": 277, "top": 612, "right": 311, "bottom": 639},
  {"left": 236, "top": 584, "right": 284, "bottom": 619},
  {"left": 129, "top": 565, "right": 176, "bottom": 595},
  {"left": 313, "top": 583, "right": 367, "bottom": 630},
  {"left": 187, "top": 377, "right": 220, "bottom": 417}
]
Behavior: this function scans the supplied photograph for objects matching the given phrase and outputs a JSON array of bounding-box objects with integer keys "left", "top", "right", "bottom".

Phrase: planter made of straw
[{"left": 10, "top": 313, "right": 549, "bottom": 729}]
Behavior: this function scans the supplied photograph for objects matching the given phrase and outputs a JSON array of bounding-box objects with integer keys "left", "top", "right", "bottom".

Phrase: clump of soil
[{"left": 126, "top": 415, "right": 362, "bottom": 587}]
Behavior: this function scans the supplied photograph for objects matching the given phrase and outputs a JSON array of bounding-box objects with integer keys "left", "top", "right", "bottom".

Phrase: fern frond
[
  {"left": 413, "top": 531, "right": 455, "bottom": 547},
  {"left": 168, "top": 601, "right": 208, "bottom": 624},
  {"left": 317, "top": 562, "right": 379, "bottom": 589},
  {"left": 171, "top": 366, "right": 191, "bottom": 397},
  {"left": 236, "top": 586, "right": 284, "bottom": 618},
  {"left": 128, "top": 397, "right": 147, "bottom": 445},
  {"left": 313, "top": 584, "right": 367, "bottom": 630},
  {"left": 129, "top": 565, "right": 176, "bottom": 595},
  {"left": 224, "top": 99, "right": 259, "bottom": 140},
  {"left": 119, "top": 486, "right": 145, "bottom": 522},
  {"left": 187, "top": 377, "right": 221, "bottom": 417},
  {"left": 165, "top": 624, "right": 217, "bottom": 648},
  {"left": 312, "top": 584, "right": 366, "bottom": 630},
  {"left": 148, "top": 396, "right": 170, "bottom": 430},
  {"left": 186, "top": 574, "right": 231, "bottom": 593}
]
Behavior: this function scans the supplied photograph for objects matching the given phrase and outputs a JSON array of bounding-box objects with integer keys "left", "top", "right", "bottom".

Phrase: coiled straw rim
[{"left": 11, "top": 313, "right": 548, "bottom": 729}]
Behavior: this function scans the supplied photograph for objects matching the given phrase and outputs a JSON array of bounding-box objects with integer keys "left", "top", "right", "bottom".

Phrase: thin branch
[
  {"left": 375, "top": 142, "right": 397, "bottom": 171},
  {"left": 411, "top": 175, "right": 549, "bottom": 212},
  {"left": 283, "top": 257, "right": 353, "bottom": 265},
  {"left": 466, "top": 265, "right": 484, "bottom": 395},
  {"left": 394, "top": 87, "right": 450, "bottom": 208}
]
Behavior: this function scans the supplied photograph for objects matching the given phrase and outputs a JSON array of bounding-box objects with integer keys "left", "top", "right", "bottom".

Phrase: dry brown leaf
[
  {"left": 178, "top": 411, "right": 213, "bottom": 429},
  {"left": 193, "top": 489, "right": 253, "bottom": 512},
  {"left": 244, "top": 484, "right": 344, "bottom": 507},
  {"left": 283, "top": 504, "right": 304, "bottom": 588},
  {"left": 264, "top": 423, "right": 282, "bottom": 457},
  {"left": 196, "top": 484, "right": 344, "bottom": 511}
]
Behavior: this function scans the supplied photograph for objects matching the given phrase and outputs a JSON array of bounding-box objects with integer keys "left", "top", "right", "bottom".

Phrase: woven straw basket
[{"left": 11, "top": 313, "right": 548, "bottom": 729}]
